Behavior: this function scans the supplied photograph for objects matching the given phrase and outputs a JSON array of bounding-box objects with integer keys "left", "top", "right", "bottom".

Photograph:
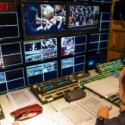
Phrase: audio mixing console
[
  {"left": 79, "top": 72, "right": 120, "bottom": 107},
  {"left": 29, "top": 75, "right": 82, "bottom": 104}
]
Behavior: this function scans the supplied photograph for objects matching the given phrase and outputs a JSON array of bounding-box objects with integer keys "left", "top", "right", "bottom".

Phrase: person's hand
[
  {"left": 97, "top": 106, "right": 110, "bottom": 119},
  {"left": 120, "top": 103, "right": 125, "bottom": 112}
]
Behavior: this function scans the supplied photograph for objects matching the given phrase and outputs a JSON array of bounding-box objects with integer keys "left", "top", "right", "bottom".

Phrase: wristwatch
[{"left": 96, "top": 116, "right": 105, "bottom": 124}]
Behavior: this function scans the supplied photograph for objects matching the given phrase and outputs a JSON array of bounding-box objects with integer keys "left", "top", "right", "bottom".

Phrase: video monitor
[
  {"left": 0, "top": 12, "right": 19, "bottom": 41},
  {"left": 113, "top": 1, "right": 125, "bottom": 21},
  {"left": 0, "top": 42, "right": 23, "bottom": 68},
  {"left": 88, "top": 50, "right": 107, "bottom": 70},
  {"left": 21, "top": 1, "right": 66, "bottom": 39},
  {"left": 88, "top": 32, "right": 109, "bottom": 51},
  {"left": 68, "top": 3, "right": 100, "bottom": 33},
  {"left": 61, "top": 55, "right": 86, "bottom": 76},
  {"left": 0, "top": 68, "right": 25, "bottom": 93},
  {"left": 24, "top": 38, "right": 57, "bottom": 63},
  {"left": 61, "top": 35, "right": 87, "bottom": 57},
  {"left": 91, "top": 0, "right": 112, "bottom": 3},
  {"left": 100, "top": 12, "right": 111, "bottom": 31},
  {"left": 26, "top": 61, "right": 58, "bottom": 85}
]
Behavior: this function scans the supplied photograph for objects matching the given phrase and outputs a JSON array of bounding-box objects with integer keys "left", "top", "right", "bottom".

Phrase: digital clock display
[{"left": 0, "top": 2, "right": 9, "bottom": 11}]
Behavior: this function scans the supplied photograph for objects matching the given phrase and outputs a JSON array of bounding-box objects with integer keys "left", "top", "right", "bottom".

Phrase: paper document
[
  {"left": 76, "top": 96, "right": 119, "bottom": 118},
  {"left": 7, "top": 88, "right": 39, "bottom": 110},
  {"left": 58, "top": 103, "right": 95, "bottom": 125},
  {"left": 85, "top": 76, "right": 119, "bottom": 98}
]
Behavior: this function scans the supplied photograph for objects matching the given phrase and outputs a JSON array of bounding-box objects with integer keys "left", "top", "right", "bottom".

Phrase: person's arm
[{"left": 95, "top": 106, "right": 110, "bottom": 125}]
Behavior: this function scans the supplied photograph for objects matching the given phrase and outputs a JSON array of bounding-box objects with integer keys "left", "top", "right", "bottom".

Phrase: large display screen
[
  {"left": 68, "top": 4, "right": 100, "bottom": 33},
  {"left": 0, "top": 12, "right": 19, "bottom": 40},
  {"left": 22, "top": 2, "right": 66, "bottom": 38},
  {"left": 24, "top": 38, "right": 57, "bottom": 63}
]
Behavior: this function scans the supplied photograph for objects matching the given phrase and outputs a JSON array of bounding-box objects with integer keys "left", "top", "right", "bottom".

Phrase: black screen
[
  {"left": 0, "top": 12, "right": 19, "bottom": 40},
  {"left": 0, "top": 42, "right": 22, "bottom": 68}
]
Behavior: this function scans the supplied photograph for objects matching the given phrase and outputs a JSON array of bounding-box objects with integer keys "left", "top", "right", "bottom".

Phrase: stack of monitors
[
  {"left": 88, "top": 32, "right": 109, "bottom": 52},
  {"left": 61, "top": 35, "right": 87, "bottom": 76},
  {"left": 24, "top": 35, "right": 87, "bottom": 86},
  {"left": 0, "top": 2, "right": 25, "bottom": 93},
  {"left": 0, "top": 0, "right": 112, "bottom": 94},
  {"left": 0, "top": 42, "right": 25, "bottom": 93},
  {"left": 24, "top": 38, "right": 58, "bottom": 86}
]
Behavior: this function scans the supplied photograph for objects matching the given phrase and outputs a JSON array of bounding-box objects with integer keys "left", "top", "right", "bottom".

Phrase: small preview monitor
[
  {"left": 61, "top": 35, "right": 87, "bottom": 57},
  {"left": 68, "top": 3, "right": 100, "bottom": 33},
  {"left": 61, "top": 55, "right": 86, "bottom": 76},
  {"left": 24, "top": 38, "right": 57, "bottom": 63},
  {"left": 26, "top": 61, "right": 58, "bottom": 85},
  {"left": 100, "top": 12, "right": 111, "bottom": 31},
  {"left": 0, "top": 42, "right": 23, "bottom": 68},
  {"left": 0, "top": 68, "right": 25, "bottom": 93},
  {"left": 0, "top": 12, "right": 19, "bottom": 41},
  {"left": 89, "top": 32, "right": 109, "bottom": 51}
]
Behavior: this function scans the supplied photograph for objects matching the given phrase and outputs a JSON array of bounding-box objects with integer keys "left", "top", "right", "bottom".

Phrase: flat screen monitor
[
  {"left": 68, "top": 3, "right": 100, "bottom": 33},
  {"left": 61, "top": 55, "right": 86, "bottom": 76},
  {"left": 88, "top": 50, "right": 107, "bottom": 70},
  {"left": 91, "top": 0, "right": 112, "bottom": 3},
  {"left": 21, "top": 1, "right": 66, "bottom": 39},
  {"left": 89, "top": 32, "right": 109, "bottom": 51},
  {"left": 0, "top": 42, "right": 23, "bottom": 68},
  {"left": 61, "top": 35, "right": 87, "bottom": 57},
  {"left": 113, "top": 1, "right": 125, "bottom": 21},
  {"left": 0, "top": 12, "right": 19, "bottom": 41},
  {"left": 26, "top": 61, "right": 58, "bottom": 85},
  {"left": 100, "top": 12, "right": 111, "bottom": 31},
  {"left": 24, "top": 38, "right": 57, "bottom": 63},
  {"left": 0, "top": 68, "right": 25, "bottom": 93}
]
